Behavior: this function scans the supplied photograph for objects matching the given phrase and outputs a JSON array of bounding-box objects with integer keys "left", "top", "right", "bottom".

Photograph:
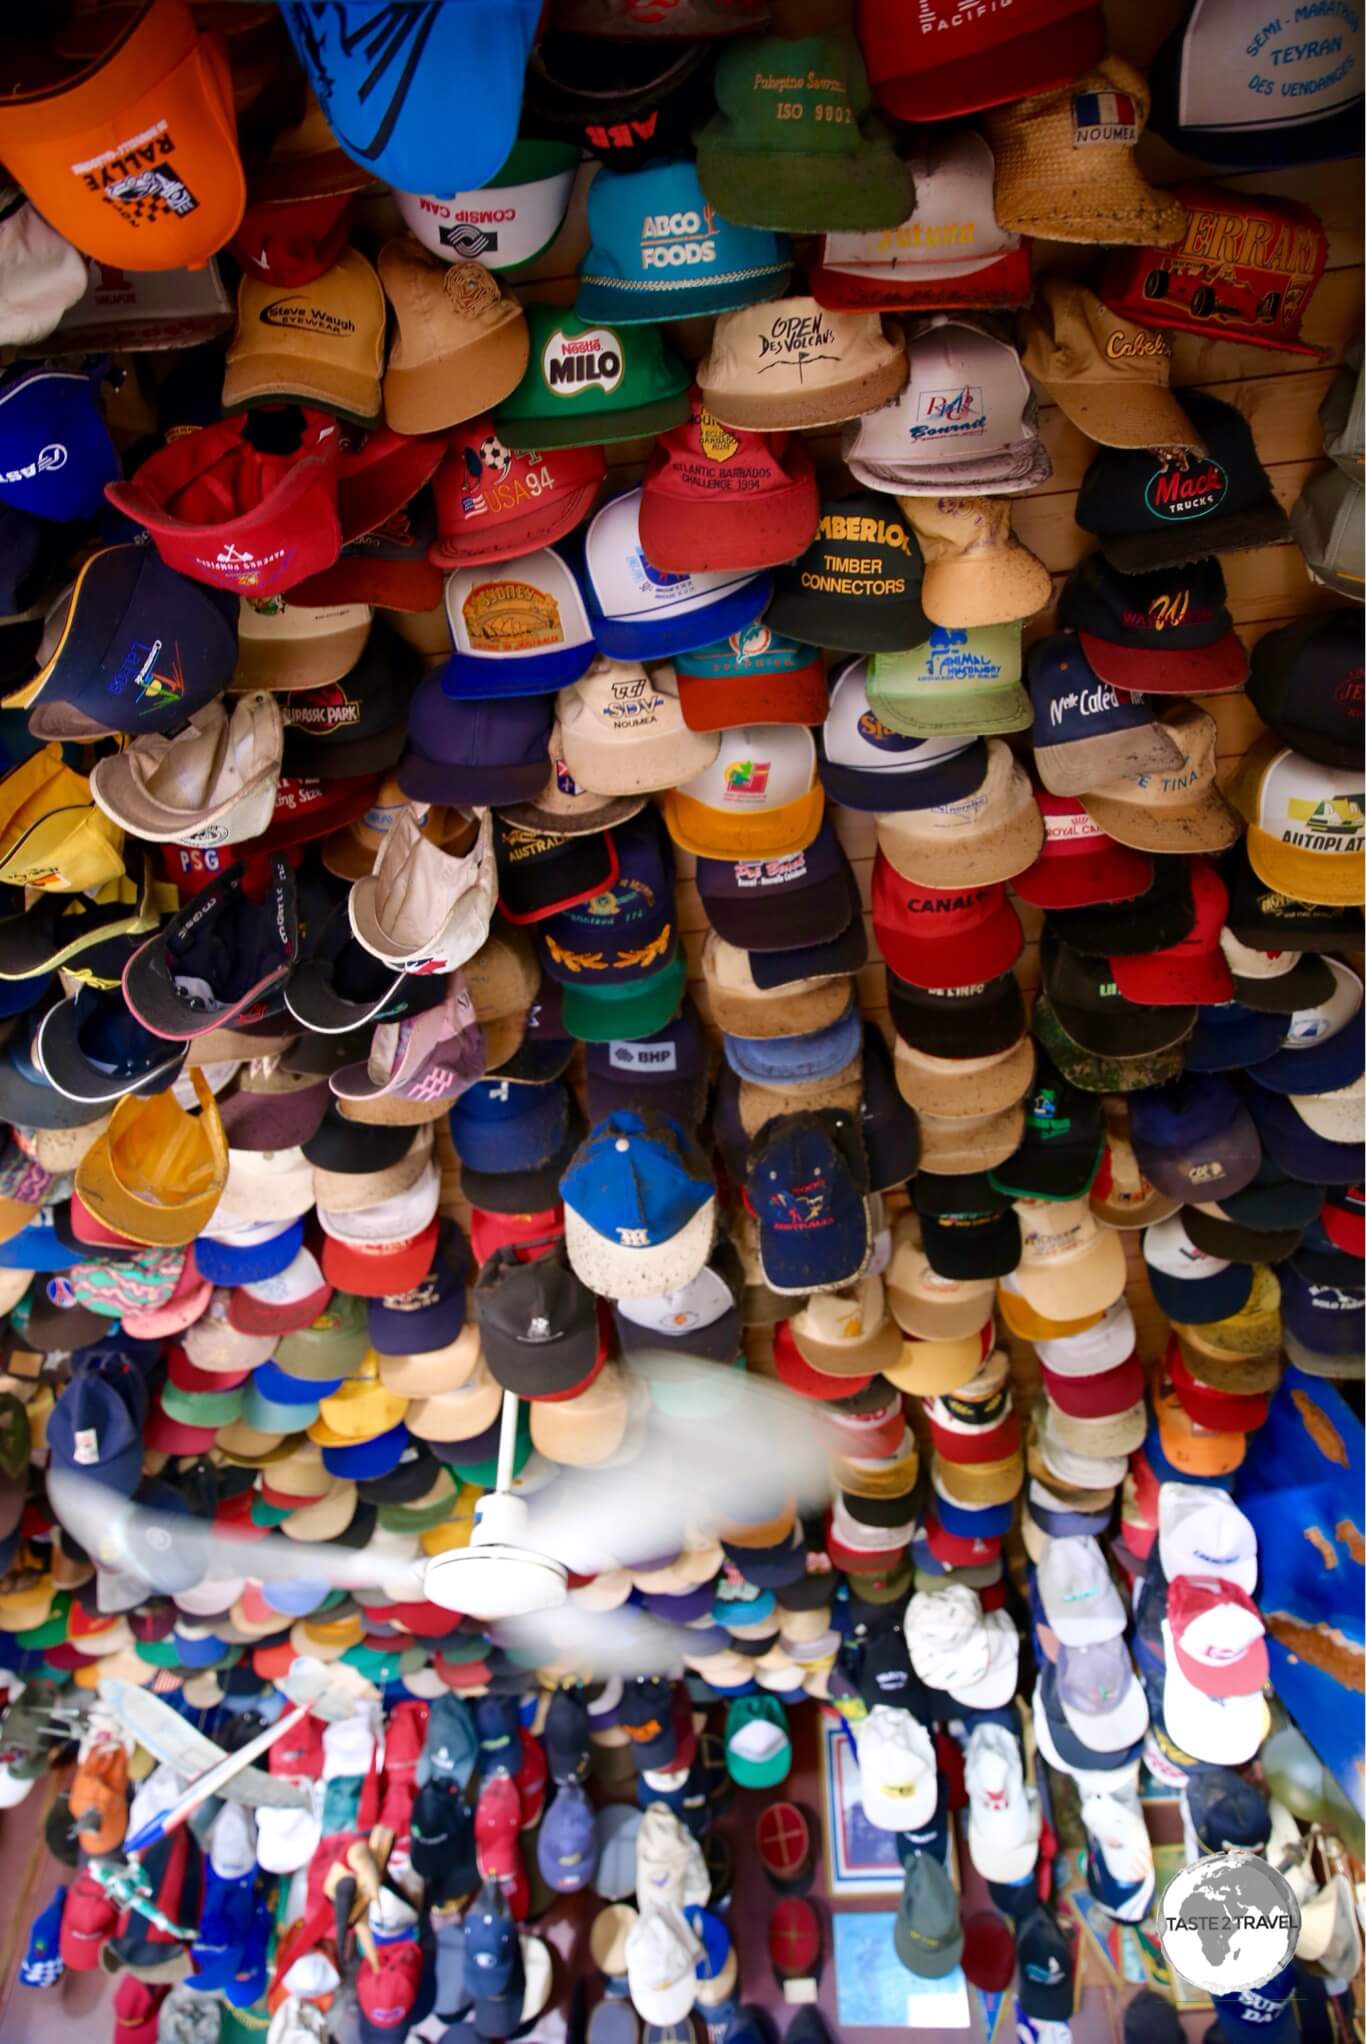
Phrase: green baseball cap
[
  {"left": 13, "top": 1592, "right": 71, "bottom": 1652},
  {"left": 378, "top": 1472, "right": 461, "bottom": 1535},
  {"left": 495, "top": 305, "right": 690, "bottom": 450},
  {"left": 560, "top": 947, "right": 687, "bottom": 1046},
  {"left": 869, "top": 625, "right": 1031, "bottom": 738},
  {"left": 274, "top": 1291, "right": 369, "bottom": 1382},
  {"left": 1033, "top": 994, "right": 1189, "bottom": 1096},
  {"left": 696, "top": 33, "right": 912, "bottom": 235},
  {"left": 249, "top": 1497, "right": 294, "bottom": 1529},
  {"left": 160, "top": 1382, "right": 245, "bottom": 1430},
  {"left": 725, "top": 1694, "right": 792, "bottom": 1789}
]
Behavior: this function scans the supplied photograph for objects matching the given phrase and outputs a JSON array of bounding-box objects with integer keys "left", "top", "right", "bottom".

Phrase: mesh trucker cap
[
  {"left": 1226, "top": 737, "right": 1365, "bottom": 910},
  {"left": 438, "top": 544, "right": 596, "bottom": 699},
  {"left": 580, "top": 489, "right": 771, "bottom": 662}
]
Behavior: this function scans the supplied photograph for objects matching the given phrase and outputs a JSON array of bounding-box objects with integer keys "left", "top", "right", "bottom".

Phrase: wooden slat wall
[{"left": 390, "top": 0, "right": 1361, "bottom": 1398}]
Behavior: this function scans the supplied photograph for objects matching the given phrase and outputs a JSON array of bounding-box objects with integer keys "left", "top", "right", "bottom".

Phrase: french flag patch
[{"left": 1072, "top": 90, "right": 1139, "bottom": 146}]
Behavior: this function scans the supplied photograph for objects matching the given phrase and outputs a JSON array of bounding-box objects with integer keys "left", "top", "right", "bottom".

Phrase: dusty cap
[
  {"left": 985, "top": 57, "right": 1186, "bottom": 246},
  {"left": 875, "top": 740, "right": 1044, "bottom": 889},
  {"left": 234, "top": 597, "right": 372, "bottom": 694},
  {"left": 698, "top": 298, "right": 908, "bottom": 433},
  {"left": 1082, "top": 702, "right": 1241, "bottom": 855},
  {"left": 899, "top": 496, "right": 1052, "bottom": 630},
  {"left": 788, "top": 1273, "right": 904, "bottom": 1378},
  {"left": 1019, "top": 281, "right": 1202, "bottom": 451},
  {"left": 223, "top": 248, "right": 386, "bottom": 423},
  {"left": 702, "top": 932, "right": 851, "bottom": 1041},
  {"left": 558, "top": 660, "right": 718, "bottom": 799},
  {"left": 886, "top": 1213, "right": 997, "bottom": 1341},
  {"left": 379, "top": 241, "right": 529, "bottom": 437},
  {"left": 349, "top": 809, "right": 496, "bottom": 973},
  {"left": 894, "top": 1034, "right": 1036, "bottom": 1121},
  {"left": 89, "top": 695, "right": 283, "bottom": 848}
]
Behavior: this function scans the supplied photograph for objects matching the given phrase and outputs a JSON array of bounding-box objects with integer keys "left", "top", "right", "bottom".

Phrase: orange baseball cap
[
  {"left": 0, "top": 0, "right": 246, "bottom": 272},
  {"left": 1153, "top": 1378, "right": 1245, "bottom": 1478}
]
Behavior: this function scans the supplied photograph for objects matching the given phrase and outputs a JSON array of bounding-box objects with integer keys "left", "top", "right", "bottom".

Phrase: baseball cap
[
  {"left": 280, "top": 0, "right": 539, "bottom": 198},
  {"left": 1246, "top": 611, "right": 1364, "bottom": 769},
  {"left": 232, "top": 596, "right": 371, "bottom": 695},
  {"left": 675, "top": 622, "right": 828, "bottom": 734},
  {"left": 897, "top": 493, "right": 1052, "bottom": 633},
  {"left": 1148, "top": 1, "right": 1362, "bottom": 165},
  {"left": 6, "top": 545, "right": 238, "bottom": 742},
  {"left": 1081, "top": 702, "right": 1240, "bottom": 856},
  {"left": 874, "top": 740, "right": 1043, "bottom": 891},
  {"left": 1130, "top": 1074, "right": 1263, "bottom": 1204},
  {"left": 1013, "top": 794, "right": 1153, "bottom": 911},
  {"left": 640, "top": 402, "right": 819, "bottom": 579},
  {"left": 120, "top": 857, "right": 295, "bottom": 1041},
  {"left": 581, "top": 489, "right": 770, "bottom": 663},
  {"left": 89, "top": 694, "right": 283, "bottom": 849},
  {"left": 748, "top": 1110, "right": 872, "bottom": 1297},
  {"left": 1109, "top": 859, "right": 1234, "bottom": 1007},
  {"left": 894, "top": 1850, "right": 964, "bottom": 1978},
  {"left": 378, "top": 241, "right": 528, "bottom": 438},
  {"left": 698, "top": 301, "right": 908, "bottom": 436},
  {"left": 869, "top": 626, "right": 1031, "bottom": 741},
  {"left": 811, "top": 131, "right": 1029, "bottom": 314},
  {"left": 495, "top": 305, "right": 690, "bottom": 450},
  {"left": 394, "top": 137, "right": 581, "bottom": 273},
  {"left": 438, "top": 545, "right": 595, "bottom": 700},
  {"left": 1020, "top": 280, "right": 1200, "bottom": 450},
  {"left": 1028, "top": 634, "right": 1185, "bottom": 797},
  {"left": 844, "top": 318, "right": 1048, "bottom": 496},
  {"left": 664, "top": 724, "right": 823, "bottom": 862},
  {"left": 399, "top": 679, "right": 553, "bottom": 810},
  {"left": 222, "top": 247, "right": 385, "bottom": 424},
  {"left": 73, "top": 1067, "right": 227, "bottom": 1249},
  {"left": 1291, "top": 465, "right": 1365, "bottom": 601},
  {"left": 577, "top": 156, "right": 789, "bottom": 324},
  {"left": 859, "top": 0, "right": 1103, "bottom": 121},
  {"left": 695, "top": 32, "right": 912, "bottom": 235},
  {"left": 1074, "top": 391, "right": 1290, "bottom": 574},
  {"left": 584, "top": 998, "right": 708, "bottom": 1129},
  {"left": 766, "top": 494, "right": 927, "bottom": 654},
  {"left": 872, "top": 859, "right": 1023, "bottom": 991},
  {"left": 557, "top": 662, "right": 718, "bottom": 799},
  {"left": 428, "top": 418, "right": 605, "bottom": 571},
  {"left": 1102, "top": 184, "right": 1327, "bottom": 358},
  {"left": 1008, "top": 1197, "right": 1126, "bottom": 1320},
  {"left": 1222, "top": 838, "right": 1364, "bottom": 956},
  {"left": 1248, "top": 960, "right": 1365, "bottom": 1094},
  {"left": 819, "top": 661, "right": 988, "bottom": 814},
  {"left": 474, "top": 1242, "right": 600, "bottom": 1399},
  {"left": 985, "top": 56, "right": 1184, "bottom": 245},
  {"left": 348, "top": 809, "right": 495, "bottom": 974},
  {"left": 1142, "top": 1212, "right": 1257, "bottom": 1324},
  {"left": 105, "top": 407, "right": 345, "bottom": 602},
  {"left": 1226, "top": 736, "right": 1365, "bottom": 909},
  {"left": 0, "top": 363, "right": 120, "bottom": 525},
  {"left": 561, "top": 1111, "right": 715, "bottom": 1300},
  {"left": 1058, "top": 552, "right": 1248, "bottom": 698}
]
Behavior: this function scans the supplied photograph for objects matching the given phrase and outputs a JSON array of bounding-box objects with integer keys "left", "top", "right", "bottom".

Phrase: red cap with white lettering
[{"left": 428, "top": 415, "right": 606, "bottom": 569}]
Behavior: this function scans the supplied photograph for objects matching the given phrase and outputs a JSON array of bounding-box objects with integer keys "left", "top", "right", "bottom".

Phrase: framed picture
[{"left": 819, "top": 1715, "right": 911, "bottom": 1898}]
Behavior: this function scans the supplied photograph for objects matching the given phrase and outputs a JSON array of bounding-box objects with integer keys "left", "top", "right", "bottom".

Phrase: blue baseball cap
[
  {"left": 0, "top": 963, "right": 52, "bottom": 1024},
  {"left": 5, "top": 545, "right": 238, "bottom": 740},
  {"left": 448, "top": 1076, "right": 571, "bottom": 1175},
  {"left": 0, "top": 1016, "right": 122, "bottom": 1132},
  {"left": 536, "top": 1780, "right": 599, "bottom": 1894},
  {"left": 279, "top": 1, "right": 540, "bottom": 198},
  {"left": 931, "top": 1484, "right": 1013, "bottom": 1540},
  {"left": 561, "top": 1109, "right": 716, "bottom": 1289},
  {"left": 321, "top": 1423, "right": 412, "bottom": 1482},
  {"left": 1183, "top": 1002, "right": 1284, "bottom": 1074},
  {"left": 1129, "top": 1074, "right": 1263, "bottom": 1205},
  {"left": 1247, "top": 1085, "right": 1365, "bottom": 1186},
  {"left": 1245, "top": 960, "right": 1366, "bottom": 1095},
  {"left": 0, "top": 1211, "right": 74, "bottom": 1271},
  {"left": 194, "top": 1218, "right": 305, "bottom": 1289},
  {"left": 398, "top": 674, "right": 555, "bottom": 808},
  {"left": 366, "top": 1220, "right": 469, "bottom": 1358},
  {"left": 1028, "top": 632, "right": 1184, "bottom": 791},
  {"left": 1216, "top": 1154, "right": 1326, "bottom": 1230},
  {"left": 439, "top": 545, "right": 597, "bottom": 700},
  {"left": 17, "top": 1887, "right": 64, "bottom": 1989},
  {"left": 582, "top": 489, "right": 771, "bottom": 662},
  {"left": 47, "top": 1373, "right": 143, "bottom": 1496},
  {"left": 1211, "top": 1963, "right": 1297, "bottom": 2044},
  {"left": 463, "top": 1884, "right": 519, "bottom": 1995},
  {"left": 30, "top": 981, "right": 187, "bottom": 1105},
  {"left": 723, "top": 1002, "right": 861, "bottom": 1086},
  {"left": 577, "top": 158, "right": 790, "bottom": 325},
  {"left": 747, "top": 1111, "right": 870, "bottom": 1294},
  {"left": 242, "top": 1380, "right": 321, "bottom": 1434},
  {"left": 0, "top": 366, "right": 120, "bottom": 523},
  {"left": 585, "top": 996, "right": 708, "bottom": 1128},
  {"left": 1186, "top": 1766, "right": 1271, "bottom": 1851},
  {"left": 537, "top": 805, "right": 676, "bottom": 986}
]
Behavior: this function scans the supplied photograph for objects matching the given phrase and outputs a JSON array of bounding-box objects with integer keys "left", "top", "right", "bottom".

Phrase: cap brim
[
  {"left": 428, "top": 480, "right": 604, "bottom": 570},
  {"left": 33, "top": 1000, "right": 188, "bottom": 1104},
  {"left": 1099, "top": 501, "right": 1291, "bottom": 575},
  {"left": 1079, "top": 627, "right": 1249, "bottom": 697}
]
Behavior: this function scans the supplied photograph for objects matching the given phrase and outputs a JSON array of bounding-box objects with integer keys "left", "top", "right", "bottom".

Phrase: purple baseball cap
[
  {"left": 397, "top": 672, "right": 555, "bottom": 807},
  {"left": 695, "top": 816, "right": 853, "bottom": 953}
]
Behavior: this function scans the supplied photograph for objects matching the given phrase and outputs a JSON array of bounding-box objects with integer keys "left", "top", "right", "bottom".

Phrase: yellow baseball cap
[
  {"left": 309, "top": 1351, "right": 409, "bottom": 1445},
  {"left": 0, "top": 746, "right": 124, "bottom": 892},
  {"left": 222, "top": 247, "right": 387, "bottom": 423},
  {"left": 74, "top": 1068, "right": 228, "bottom": 1248}
]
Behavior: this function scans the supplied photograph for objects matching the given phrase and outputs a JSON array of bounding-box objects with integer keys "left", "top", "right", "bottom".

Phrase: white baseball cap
[
  {"left": 855, "top": 1704, "right": 937, "bottom": 1830},
  {"left": 1034, "top": 1300, "right": 1137, "bottom": 1377},
  {"left": 818, "top": 132, "right": 1022, "bottom": 288},
  {"left": 442, "top": 545, "right": 595, "bottom": 698},
  {"left": 1160, "top": 1618, "right": 1270, "bottom": 1766},
  {"left": 624, "top": 1905, "right": 704, "bottom": 2026},
  {"left": 846, "top": 317, "right": 1035, "bottom": 469},
  {"left": 664, "top": 722, "right": 824, "bottom": 860},
  {"left": 1157, "top": 1484, "right": 1258, "bottom": 1593},
  {"left": 349, "top": 808, "right": 496, "bottom": 973},
  {"left": 1035, "top": 1535, "right": 1126, "bottom": 1646},
  {"left": 584, "top": 489, "right": 770, "bottom": 663},
  {"left": 964, "top": 1721, "right": 1041, "bottom": 1881}
]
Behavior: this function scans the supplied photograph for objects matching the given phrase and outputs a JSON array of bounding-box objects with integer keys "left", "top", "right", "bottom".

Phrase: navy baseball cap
[
  {"left": 32, "top": 978, "right": 188, "bottom": 1105},
  {"left": 8, "top": 545, "right": 239, "bottom": 741},
  {"left": 747, "top": 1111, "right": 870, "bottom": 1295},
  {"left": 284, "top": 898, "right": 448, "bottom": 1038},
  {"left": 1247, "top": 1086, "right": 1365, "bottom": 1187},
  {"left": 398, "top": 673, "right": 554, "bottom": 808},
  {"left": 123, "top": 859, "right": 297, "bottom": 1042},
  {"left": 0, "top": 1015, "right": 116, "bottom": 1131},
  {"left": 1211, "top": 1963, "right": 1297, "bottom": 2044},
  {"left": 1281, "top": 1253, "right": 1363, "bottom": 1358},
  {"left": 448, "top": 1076, "right": 572, "bottom": 1176},
  {"left": 1185, "top": 1766, "right": 1271, "bottom": 1851},
  {"left": 1245, "top": 962, "right": 1365, "bottom": 1095},
  {"left": 366, "top": 1220, "right": 470, "bottom": 1357},
  {"left": 535, "top": 806, "right": 675, "bottom": 990},
  {"left": 1182, "top": 1002, "right": 1283, "bottom": 1074},
  {"left": 0, "top": 365, "right": 120, "bottom": 523},
  {"left": 1128, "top": 1073, "right": 1263, "bottom": 1204},
  {"left": 932, "top": 1485, "right": 1012, "bottom": 1540},
  {"left": 0, "top": 960, "right": 53, "bottom": 1024},
  {"left": 747, "top": 861, "right": 868, "bottom": 990},
  {"left": 695, "top": 816, "right": 852, "bottom": 954},
  {"left": 48, "top": 1373, "right": 143, "bottom": 1496},
  {"left": 859, "top": 1025, "right": 920, "bottom": 1192},
  {"left": 585, "top": 996, "right": 709, "bottom": 1128},
  {"left": 1213, "top": 1154, "right": 1326, "bottom": 1231}
]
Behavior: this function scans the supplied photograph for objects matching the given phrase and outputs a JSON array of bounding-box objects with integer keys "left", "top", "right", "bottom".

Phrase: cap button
[{"left": 615, "top": 1138, "right": 630, "bottom": 1153}]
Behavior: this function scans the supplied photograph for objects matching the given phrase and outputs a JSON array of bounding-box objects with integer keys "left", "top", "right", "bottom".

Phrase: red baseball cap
[
  {"left": 1166, "top": 1339, "right": 1270, "bottom": 1434},
  {"left": 1040, "top": 1354, "right": 1144, "bottom": 1419},
  {"left": 925, "top": 1407, "right": 1021, "bottom": 1465},
  {"left": 1011, "top": 792, "right": 1154, "bottom": 911},
  {"left": 515, "top": 1724, "right": 549, "bottom": 1825},
  {"left": 357, "top": 1941, "right": 424, "bottom": 2035},
  {"left": 213, "top": 1490, "right": 271, "bottom": 1542},
  {"left": 859, "top": 0, "right": 1105, "bottom": 121},
  {"left": 639, "top": 396, "right": 820, "bottom": 574},
  {"left": 822, "top": 1399, "right": 907, "bottom": 1461},
  {"left": 772, "top": 1321, "right": 873, "bottom": 1403},
  {"left": 227, "top": 1259, "right": 333, "bottom": 1338},
  {"left": 475, "top": 1772, "right": 522, "bottom": 1881},
  {"left": 105, "top": 410, "right": 343, "bottom": 599},
  {"left": 114, "top": 1974, "right": 167, "bottom": 2044},
  {"left": 321, "top": 1219, "right": 440, "bottom": 1299},
  {"left": 871, "top": 856, "right": 1023, "bottom": 990},
  {"left": 144, "top": 1398, "right": 218, "bottom": 1456},
  {"left": 60, "top": 1870, "right": 119, "bottom": 1971},
  {"left": 67, "top": 1195, "right": 140, "bottom": 1250},
  {"left": 253, "top": 1638, "right": 298, "bottom": 1680},
  {"left": 429, "top": 417, "right": 605, "bottom": 568},
  {"left": 1111, "top": 859, "right": 1233, "bottom": 1007},
  {"left": 824, "top": 1514, "right": 907, "bottom": 1574},
  {"left": 165, "top": 1346, "right": 251, "bottom": 1395},
  {"left": 229, "top": 192, "right": 356, "bottom": 286},
  {"left": 1167, "top": 1573, "right": 1269, "bottom": 1697},
  {"left": 675, "top": 621, "right": 829, "bottom": 733},
  {"left": 435, "top": 1649, "right": 492, "bottom": 1689},
  {"left": 1321, "top": 1187, "right": 1365, "bottom": 1257},
  {"left": 468, "top": 1205, "right": 564, "bottom": 1267},
  {"left": 247, "top": 775, "right": 384, "bottom": 858},
  {"left": 921, "top": 1505, "right": 1002, "bottom": 1570}
]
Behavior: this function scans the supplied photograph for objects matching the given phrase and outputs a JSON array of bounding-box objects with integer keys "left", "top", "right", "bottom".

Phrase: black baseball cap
[
  {"left": 34, "top": 963, "right": 188, "bottom": 1106},
  {"left": 1211, "top": 1151, "right": 1326, "bottom": 1231},
  {"left": 1041, "top": 935, "right": 1196, "bottom": 1057},
  {"left": 987, "top": 1050, "right": 1104, "bottom": 1202},
  {"left": 916, "top": 1199, "right": 1021, "bottom": 1282},
  {"left": 1180, "top": 1202, "right": 1305, "bottom": 1265},
  {"left": 695, "top": 816, "right": 853, "bottom": 955},
  {"left": 1057, "top": 551, "right": 1247, "bottom": 697},
  {"left": 494, "top": 815, "right": 619, "bottom": 925},
  {"left": 279, "top": 622, "right": 422, "bottom": 780},
  {"left": 0, "top": 849, "right": 161, "bottom": 981},
  {"left": 522, "top": 32, "right": 718, "bottom": 163},
  {"left": 474, "top": 1241, "right": 600, "bottom": 1397},
  {"left": 1015, "top": 1906, "right": 1073, "bottom": 2022},
  {"left": 284, "top": 896, "right": 448, "bottom": 1036},
  {"left": 1221, "top": 840, "right": 1365, "bottom": 953},
  {"left": 122, "top": 859, "right": 297, "bottom": 1041},
  {"left": 746, "top": 860, "right": 868, "bottom": 989},
  {"left": 356, "top": 1442, "right": 444, "bottom": 1505},
  {"left": 459, "top": 1106, "right": 585, "bottom": 1215},
  {"left": 858, "top": 1025, "right": 919, "bottom": 1193},
  {"left": 585, "top": 995, "right": 709, "bottom": 1127},
  {"left": 1247, "top": 610, "right": 1363, "bottom": 769},
  {"left": 767, "top": 494, "right": 929, "bottom": 654},
  {"left": 1032, "top": 992, "right": 1188, "bottom": 1096},
  {"left": 887, "top": 970, "right": 1025, "bottom": 1059},
  {"left": 302, "top": 1101, "right": 418, "bottom": 1174},
  {"left": 1044, "top": 854, "right": 1195, "bottom": 957},
  {"left": 1074, "top": 391, "right": 1290, "bottom": 574}
]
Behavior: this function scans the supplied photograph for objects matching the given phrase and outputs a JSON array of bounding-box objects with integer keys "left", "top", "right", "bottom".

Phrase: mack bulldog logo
[{"left": 1144, "top": 448, "right": 1229, "bottom": 521}]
